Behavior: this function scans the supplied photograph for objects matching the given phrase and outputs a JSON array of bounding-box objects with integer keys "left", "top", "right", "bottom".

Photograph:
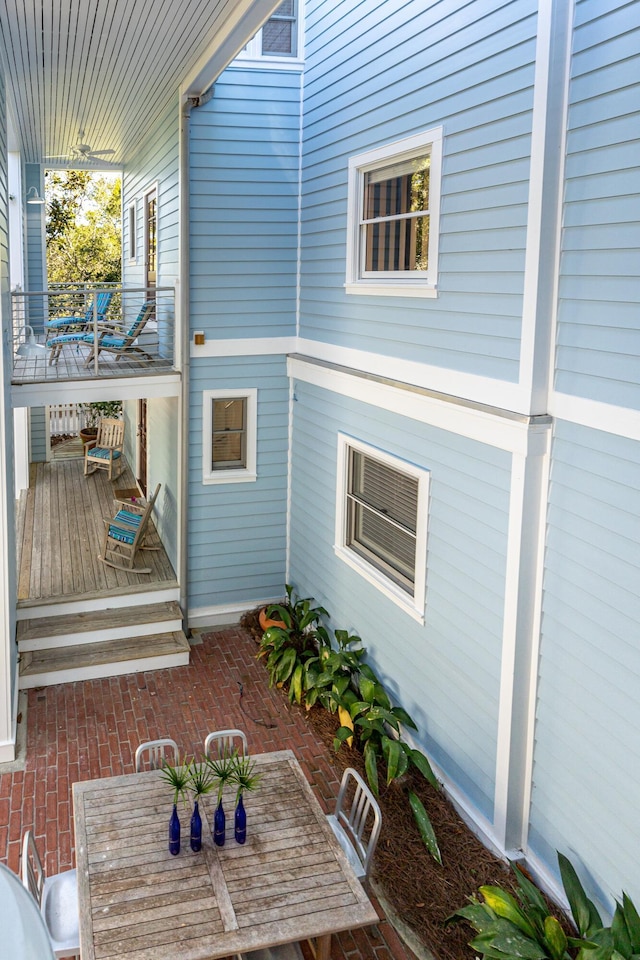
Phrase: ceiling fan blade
[{"left": 88, "top": 149, "right": 115, "bottom": 157}]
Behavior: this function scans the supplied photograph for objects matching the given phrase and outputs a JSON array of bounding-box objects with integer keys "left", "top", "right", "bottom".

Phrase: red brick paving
[{"left": 1, "top": 626, "right": 418, "bottom": 960}]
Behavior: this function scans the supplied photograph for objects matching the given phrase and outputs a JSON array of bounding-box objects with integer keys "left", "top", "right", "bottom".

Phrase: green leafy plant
[
  {"left": 159, "top": 759, "right": 191, "bottom": 806},
  {"left": 258, "top": 584, "right": 331, "bottom": 704},
  {"left": 303, "top": 628, "right": 366, "bottom": 712},
  {"left": 206, "top": 751, "right": 239, "bottom": 804},
  {"left": 229, "top": 755, "right": 263, "bottom": 802},
  {"left": 80, "top": 400, "right": 123, "bottom": 430},
  {"left": 449, "top": 853, "right": 640, "bottom": 960},
  {"left": 187, "top": 759, "right": 216, "bottom": 801}
]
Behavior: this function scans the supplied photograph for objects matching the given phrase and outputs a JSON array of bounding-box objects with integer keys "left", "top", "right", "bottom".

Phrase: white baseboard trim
[{"left": 188, "top": 596, "right": 284, "bottom": 630}]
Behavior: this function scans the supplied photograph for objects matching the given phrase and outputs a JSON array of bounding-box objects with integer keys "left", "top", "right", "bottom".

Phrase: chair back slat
[
  {"left": 21, "top": 830, "right": 45, "bottom": 904},
  {"left": 204, "top": 728, "right": 247, "bottom": 759},
  {"left": 125, "top": 301, "right": 155, "bottom": 339},
  {"left": 95, "top": 418, "right": 124, "bottom": 450},
  {"left": 135, "top": 737, "right": 179, "bottom": 771},
  {"left": 333, "top": 767, "right": 381, "bottom": 877}
]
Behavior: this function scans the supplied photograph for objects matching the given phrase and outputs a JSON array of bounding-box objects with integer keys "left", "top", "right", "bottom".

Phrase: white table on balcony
[{"left": 72, "top": 749, "right": 379, "bottom": 960}]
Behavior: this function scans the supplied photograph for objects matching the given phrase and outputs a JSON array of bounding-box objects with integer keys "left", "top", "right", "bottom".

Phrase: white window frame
[
  {"left": 203, "top": 389, "right": 257, "bottom": 485},
  {"left": 127, "top": 202, "right": 137, "bottom": 262},
  {"left": 234, "top": 0, "right": 304, "bottom": 68},
  {"left": 345, "top": 127, "right": 443, "bottom": 298},
  {"left": 335, "top": 434, "right": 429, "bottom": 622}
]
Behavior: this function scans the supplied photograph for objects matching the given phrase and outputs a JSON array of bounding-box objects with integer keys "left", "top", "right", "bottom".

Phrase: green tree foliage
[{"left": 45, "top": 171, "right": 122, "bottom": 284}]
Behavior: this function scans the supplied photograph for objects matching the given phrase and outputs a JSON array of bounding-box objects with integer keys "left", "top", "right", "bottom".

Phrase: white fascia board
[
  {"left": 288, "top": 354, "right": 545, "bottom": 456},
  {"left": 11, "top": 375, "right": 181, "bottom": 409},
  {"left": 181, "top": 0, "right": 283, "bottom": 98},
  {"left": 190, "top": 337, "right": 297, "bottom": 358},
  {"left": 551, "top": 391, "right": 640, "bottom": 443},
  {"left": 296, "top": 337, "right": 528, "bottom": 414}
]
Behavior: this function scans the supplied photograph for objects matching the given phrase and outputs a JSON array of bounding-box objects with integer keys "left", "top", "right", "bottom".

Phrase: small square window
[
  {"left": 203, "top": 389, "right": 257, "bottom": 484},
  {"left": 346, "top": 128, "right": 443, "bottom": 298},
  {"left": 335, "top": 435, "right": 429, "bottom": 621}
]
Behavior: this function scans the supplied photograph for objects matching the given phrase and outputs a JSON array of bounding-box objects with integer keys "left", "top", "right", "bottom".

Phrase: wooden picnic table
[{"left": 72, "top": 749, "right": 379, "bottom": 960}]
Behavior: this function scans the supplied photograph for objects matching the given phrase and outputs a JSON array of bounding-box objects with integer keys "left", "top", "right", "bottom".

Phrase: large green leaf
[
  {"left": 408, "top": 790, "right": 442, "bottom": 865},
  {"left": 613, "top": 903, "right": 633, "bottom": 957},
  {"left": 513, "top": 865, "right": 550, "bottom": 917},
  {"left": 333, "top": 726, "right": 356, "bottom": 751},
  {"left": 470, "top": 925, "right": 548, "bottom": 960},
  {"left": 621, "top": 894, "right": 640, "bottom": 953},
  {"left": 558, "top": 854, "right": 603, "bottom": 938},
  {"left": 363, "top": 740, "right": 379, "bottom": 796},
  {"left": 448, "top": 902, "right": 496, "bottom": 933},
  {"left": 480, "top": 888, "right": 537, "bottom": 940},
  {"left": 390, "top": 706, "right": 418, "bottom": 730},
  {"left": 275, "top": 647, "right": 297, "bottom": 684},
  {"left": 381, "top": 735, "right": 409, "bottom": 782},
  {"left": 405, "top": 747, "right": 439, "bottom": 790},
  {"left": 289, "top": 663, "right": 303, "bottom": 704},
  {"left": 359, "top": 676, "right": 377, "bottom": 703},
  {"left": 543, "top": 916, "right": 568, "bottom": 960},
  {"left": 358, "top": 663, "right": 378, "bottom": 683}
]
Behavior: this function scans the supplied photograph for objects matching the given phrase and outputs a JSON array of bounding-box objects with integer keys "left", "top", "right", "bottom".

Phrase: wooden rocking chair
[
  {"left": 98, "top": 483, "right": 161, "bottom": 573},
  {"left": 84, "top": 417, "right": 125, "bottom": 481}
]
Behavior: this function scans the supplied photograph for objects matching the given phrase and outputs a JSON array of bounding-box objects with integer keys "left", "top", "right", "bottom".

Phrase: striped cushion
[
  {"left": 89, "top": 447, "right": 121, "bottom": 460},
  {"left": 108, "top": 524, "right": 135, "bottom": 544},
  {"left": 47, "top": 332, "right": 88, "bottom": 346},
  {"left": 113, "top": 509, "right": 141, "bottom": 529}
]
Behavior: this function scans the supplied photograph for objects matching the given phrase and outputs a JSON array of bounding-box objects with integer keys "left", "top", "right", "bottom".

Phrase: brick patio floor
[{"left": 0, "top": 626, "right": 418, "bottom": 960}]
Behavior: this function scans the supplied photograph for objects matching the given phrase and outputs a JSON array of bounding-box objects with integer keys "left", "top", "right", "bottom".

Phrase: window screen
[
  {"left": 212, "top": 398, "right": 247, "bottom": 470},
  {"left": 262, "top": 0, "right": 297, "bottom": 55}
]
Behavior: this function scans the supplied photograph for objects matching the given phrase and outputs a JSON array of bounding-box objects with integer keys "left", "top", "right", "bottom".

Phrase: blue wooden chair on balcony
[
  {"left": 46, "top": 292, "right": 113, "bottom": 364},
  {"left": 81, "top": 300, "right": 155, "bottom": 366}
]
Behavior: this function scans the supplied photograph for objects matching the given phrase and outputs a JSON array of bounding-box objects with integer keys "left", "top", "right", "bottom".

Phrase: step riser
[
  {"left": 18, "top": 616, "right": 183, "bottom": 652},
  {"left": 16, "top": 586, "right": 180, "bottom": 620},
  {"left": 18, "top": 650, "right": 190, "bottom": 689}
]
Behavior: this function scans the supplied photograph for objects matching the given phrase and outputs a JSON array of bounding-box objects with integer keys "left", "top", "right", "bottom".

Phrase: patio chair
[
  {"left": 82, "top": 300, "right": 155, "bottom": 365},
  {"left": 98, "top": 482, "right": 161, "bottom": 573},
  {"left": 84, "top": 416, "right": 125, "bottom": 481},
  {"left": 326, "top": 767, "right": 381, "bottom": 879},
  {"left": 204, "top": 728, "right": 248, "bottom": 759},
  {"left": 46, "top": 291, "right": 113, "bottom": 364},
  {"left": 135, "top": 737, "right": 179, "bottom": 771},
  {"left": 21, "top": 830, "right": 80, "bottom": 959},
  {"left": 240, "top": 946, "right": 304, "bottom": 960}
]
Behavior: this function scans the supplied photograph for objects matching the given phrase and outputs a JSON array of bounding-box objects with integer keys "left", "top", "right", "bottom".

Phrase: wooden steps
[
  {"left": 19, "top": 631, "right": 190, "bottom": 688},
  {"left": 18, "top": 599, "right": 190, "bottom": 688}
]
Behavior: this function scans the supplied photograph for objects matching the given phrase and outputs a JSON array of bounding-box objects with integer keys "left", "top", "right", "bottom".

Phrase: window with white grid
[{"left": 203, "top": 389, "right": 257, "bottom": 484}]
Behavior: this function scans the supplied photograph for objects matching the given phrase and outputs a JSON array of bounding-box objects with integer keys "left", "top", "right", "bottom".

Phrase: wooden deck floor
[{"left": 17, "top": 456, "right": 177, "bottom": 605}]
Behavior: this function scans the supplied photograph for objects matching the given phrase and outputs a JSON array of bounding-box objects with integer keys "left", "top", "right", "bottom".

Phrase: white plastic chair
[
  {"left": 326, "top": 767, "right": 382, "bottom": 879},
  {"left": 21, "top": 830, "right": 80, "bottom": 959},
  {"left": 135, "top": 737, "right": 179, "bottom": 771},
  {"left": 204, "top": 728, "right": 247, "bottom": 759}
]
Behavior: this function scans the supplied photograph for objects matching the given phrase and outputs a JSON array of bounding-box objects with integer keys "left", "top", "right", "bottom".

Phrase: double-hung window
[
  {"left": 237, "top": 1, "right": 301, "bottom": 62},
  {"left": 335, "top": 435, "right": 429, "bottom": 621},
  {"left": 346, "top": 127, "right": 443, "bottom": 298},
  {"left": 203, "top": 389, "right": 257, "bottom": 484}
]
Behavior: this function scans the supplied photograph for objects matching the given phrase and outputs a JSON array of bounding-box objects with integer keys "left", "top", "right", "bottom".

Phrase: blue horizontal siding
[
  {"left": 187, "top": 355, "right": 289, "bottom": 610},
  {"left": 554, "top": 0, "right": 640, "bottom": 409},
  {"left": 299, "top": 0, "right": 537, "bottom": 381},
  {"left": 189, "top": 69, "right": 300, "bottom": 341},
  {"left": 288, "top": 378, "right": 513, "bottom": 820},
  {"left": 530, "top": 420, "right": 640, "bottom": 911}
]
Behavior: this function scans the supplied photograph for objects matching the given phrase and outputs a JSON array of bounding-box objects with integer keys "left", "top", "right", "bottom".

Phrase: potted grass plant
[
  {"left": 229, "top": 755, "right": 262, "bottom": 844},
  {"left": 159, "top": 760, "right": 191, "bottom": 856},
  {"left": 187, "top": 760, "right": 216, "bottom": 852},
  {"left": 207, "top": 751, "right": 238, "bottom": 847}
]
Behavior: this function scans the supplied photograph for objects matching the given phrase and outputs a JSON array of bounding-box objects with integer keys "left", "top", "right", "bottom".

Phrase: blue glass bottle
[
  {"left": 234, "top": 794, "right": 246, "bottom": 844},
  {"left": 190, "top": 800, "right": 202, "bottom": 852},
  {"left": 169, "top": 803, "right": 181, "bottom": 855},
  {"left": 213, "top": 799, "right": 225, "bottom": 846}
]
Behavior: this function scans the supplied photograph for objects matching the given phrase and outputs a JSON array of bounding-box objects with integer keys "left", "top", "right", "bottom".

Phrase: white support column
[{"left": 493, "top": 422, "right": 551, "bottom": 852}]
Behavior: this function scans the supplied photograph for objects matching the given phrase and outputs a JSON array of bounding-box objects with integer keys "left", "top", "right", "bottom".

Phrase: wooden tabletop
[{"left": 72, "top": 749, "right": 379, "bottom": 960}]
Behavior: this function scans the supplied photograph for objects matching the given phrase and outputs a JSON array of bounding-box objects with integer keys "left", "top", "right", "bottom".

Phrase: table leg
[{"left": 315, "top": 934, "right": 331, "bottom": 960}]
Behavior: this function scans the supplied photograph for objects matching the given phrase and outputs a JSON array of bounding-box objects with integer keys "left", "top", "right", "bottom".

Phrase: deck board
[{"left": 17, "top": 457, "right": 177, "bottom": 603}]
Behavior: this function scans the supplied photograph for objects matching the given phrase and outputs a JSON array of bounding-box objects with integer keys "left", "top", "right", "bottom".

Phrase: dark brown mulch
[{"left": 240, "top": 608, "right": 564, "bottom": 960}]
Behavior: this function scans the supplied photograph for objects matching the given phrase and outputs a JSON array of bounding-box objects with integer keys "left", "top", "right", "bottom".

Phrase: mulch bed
[{"left": 240, "top": 607, "right": 569, "bottom": 960}]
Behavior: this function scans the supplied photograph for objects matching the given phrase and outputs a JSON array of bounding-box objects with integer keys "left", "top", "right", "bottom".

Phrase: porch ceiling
[{"left": 0, "top": 0, "right": 279, "bottom": 167}]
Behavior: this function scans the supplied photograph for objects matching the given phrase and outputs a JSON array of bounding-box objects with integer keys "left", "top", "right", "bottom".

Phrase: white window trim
[
  {"left": 203, "top": 389, "right": 257, "bottom": 485},
  {"left": 127, "top": 202, "right": 137, "bottom": 262},
  {"left": 233, "top": 0, "right": 304, "bottom": 68},
  {"left": 334, "top": 434, "right": 429, "bottom": 623},
  {"left": 345, "top": 127, "right": 443, "bottom": 299}
]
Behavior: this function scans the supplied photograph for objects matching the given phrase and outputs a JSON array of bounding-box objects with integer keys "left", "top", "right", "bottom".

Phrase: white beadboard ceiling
[{"left": 0, "top": 0, "right": 279, "bottom": 166}]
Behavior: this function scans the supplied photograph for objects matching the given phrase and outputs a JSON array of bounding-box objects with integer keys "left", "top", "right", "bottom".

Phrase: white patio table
[{"left": 72, "top": 749, "right": 379, "bottom": 960}]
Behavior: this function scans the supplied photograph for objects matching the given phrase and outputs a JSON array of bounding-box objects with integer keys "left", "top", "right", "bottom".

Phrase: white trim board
[
  {"left": 551, "top": 392, "right": 640, "bottom": 443},
  {"left": 188, "top": 596, "right": 283, "bottom": 630},
  {"left": 296, "top": 337, "right": 526, "bottom": 413},
  {"left": 288, "top": 355, "right": 549, "bottom": 455},
  {"left": 11, "top": 374, "right": 181, "bottom": 409},
  {"left": 191, "top": 337, "right": 297, "bottom": 358}
]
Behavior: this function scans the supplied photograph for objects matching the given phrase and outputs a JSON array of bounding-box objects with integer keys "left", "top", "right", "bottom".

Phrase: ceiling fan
[{"left": 46, "top": 132, "right": 116, "bottom": 163}]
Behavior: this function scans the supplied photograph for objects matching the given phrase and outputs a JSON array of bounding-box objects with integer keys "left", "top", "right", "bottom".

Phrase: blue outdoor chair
[
  {"left": 81, "top": 300, "right": 155, "bottom": 366},
  {"left": 46, "top": 291, "right": 113, "bottom": 364}
]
